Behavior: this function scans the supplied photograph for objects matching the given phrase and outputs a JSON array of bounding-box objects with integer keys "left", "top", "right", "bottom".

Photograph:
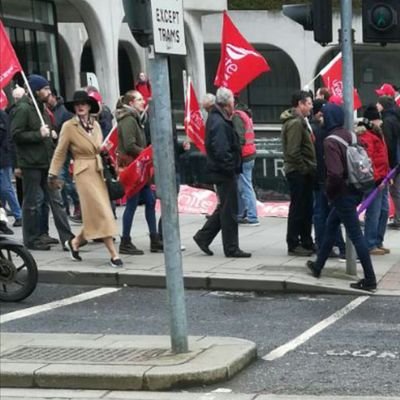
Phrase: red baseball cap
[
  {"left": 375, "top": 83, "right": 395, "bottom": 97},
  {"left": 88, "top": 91, "right": 103, "bottom": 104}
]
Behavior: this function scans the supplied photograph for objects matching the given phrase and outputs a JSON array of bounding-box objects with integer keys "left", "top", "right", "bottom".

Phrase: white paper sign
[{"left": 151, "top": 0, "right": 186, "bottom": 55}]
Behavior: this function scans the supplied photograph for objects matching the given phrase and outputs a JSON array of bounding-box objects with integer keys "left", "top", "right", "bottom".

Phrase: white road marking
[
  {"left": 0, "top": 287, "right": 120, "bottom": 324},
  {"left": 262, "top": 296, "right": 370, "bottom": 361}
]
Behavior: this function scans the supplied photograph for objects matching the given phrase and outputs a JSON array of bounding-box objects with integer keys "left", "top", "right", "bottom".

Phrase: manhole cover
[{"left": 1, "top": 346, "right": 171, "bottom": 364}]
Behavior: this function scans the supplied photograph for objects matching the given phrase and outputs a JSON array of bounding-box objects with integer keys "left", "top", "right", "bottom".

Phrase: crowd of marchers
[{"left": 0, "top": 75, "right": 399, "bottom": 290}]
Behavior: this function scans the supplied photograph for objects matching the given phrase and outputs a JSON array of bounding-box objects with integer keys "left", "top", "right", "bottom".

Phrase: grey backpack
[{"left": 328, "top": 132, "right": 375, "bottom": 192}]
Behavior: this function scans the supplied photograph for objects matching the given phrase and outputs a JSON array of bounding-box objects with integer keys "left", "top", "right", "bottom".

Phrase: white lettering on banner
[
  {"left": 332, "top": 79, "right": 343, "bottom": 97},
  {"left": 221, "top": 44, "right": 263, "bottom": 86}
]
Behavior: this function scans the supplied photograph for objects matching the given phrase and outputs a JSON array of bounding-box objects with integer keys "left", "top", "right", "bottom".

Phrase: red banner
[
  {"left": 101, "top": 126, "right": 118, "bottom": 165},
  {"left": 184, "top": 80, "right": 206, "bottom": 154},
  {"left": 119, "top": 145, "right": 154, "bottom": 199},
  {"left": 0, "top": 90, "right": 8, "bottom": 110},
  {"left": 320, "top": 52, "right": 362, "bottom": 110},
  {"left": 214, "top": 11, "right": 270, "bottom": 93},
  {"left": 0, "top": 21, "right": 22, "bottom": 90}
]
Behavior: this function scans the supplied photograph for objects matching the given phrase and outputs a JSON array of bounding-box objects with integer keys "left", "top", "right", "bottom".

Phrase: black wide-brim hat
[{"left": 64, "top": 90, "right": 100, "bottom": 114}]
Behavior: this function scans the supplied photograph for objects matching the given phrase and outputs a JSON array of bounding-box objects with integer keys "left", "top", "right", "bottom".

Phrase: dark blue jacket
[
  {"left": 205, "top": 105, "right": 242, "bottom": 182},
  {"left": 0, "top": 110, "right": 13, "bottom": 168}
]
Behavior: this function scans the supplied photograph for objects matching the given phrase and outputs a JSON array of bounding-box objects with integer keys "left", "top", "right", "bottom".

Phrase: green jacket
[
  {"left": 116, "top": 106, "right": 146, "bottom": 158},
  {"left": 11, "top": 96, "right": 55, "bottom": 169},
  {"left": 280, "top": 108, "right": 316, "bottom": 175}
]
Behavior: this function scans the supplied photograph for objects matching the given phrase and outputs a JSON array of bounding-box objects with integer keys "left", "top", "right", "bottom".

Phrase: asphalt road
[{"left": 1, "top": 284, "right": 399, "bottom": 396}]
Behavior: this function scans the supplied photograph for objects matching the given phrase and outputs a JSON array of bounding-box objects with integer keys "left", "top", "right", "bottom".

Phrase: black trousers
[
  {"left": 21, "top": 168, "right": 73, "bottom": 247},
  {"left": 195, "top": 177, "right": 239, "bottom": 256},
  {"left": 286, "top": 171, "right": 314, "bottom": 251}
]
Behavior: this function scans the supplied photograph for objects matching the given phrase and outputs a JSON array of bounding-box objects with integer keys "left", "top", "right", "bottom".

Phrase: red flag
[
  {"left": 0, "top": 21, "right": 22, "bottom": 89},
  {"left": 214, "top": 11, "right": 270, "bottom": 93},
  {"left": 320, "top": 52, "right": 362, "bottom": 110},
  {"left": 119, "top": 145, "right": 154, "bottom": 199},
  {"left": 101, "top": 126, "right": 118, "bottom": 165},
  {"left": 0, "top": 90, "right": 8, "bottom": 110},
  {"left": 184, "top": 81, "right": 206, "bottom": 154}
]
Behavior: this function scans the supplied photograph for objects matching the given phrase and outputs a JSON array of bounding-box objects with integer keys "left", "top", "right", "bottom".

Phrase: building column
[
  {"left": 184, "top": 11, "right": 207, "bottom": 99},
  {"left": 78, "top": 0, "right": 124, "bottom": 109}
]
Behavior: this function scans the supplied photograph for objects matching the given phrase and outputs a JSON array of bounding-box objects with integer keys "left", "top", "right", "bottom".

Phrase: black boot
[
  {"left": 119, "top": 236, "right": 144, "bottom": 255},
  {"left": 150, "top": 233, "right": 163, "bottom": 253}
]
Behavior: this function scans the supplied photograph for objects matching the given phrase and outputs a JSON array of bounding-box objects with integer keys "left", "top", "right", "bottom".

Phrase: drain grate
[{"left": 1, "top": 346, "right": 170, "bottom": 364}]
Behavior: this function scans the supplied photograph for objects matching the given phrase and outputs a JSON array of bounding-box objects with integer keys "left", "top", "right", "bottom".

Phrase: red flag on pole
[
  {"left": 214, "top": 11, "right": 270, "bottom": 93},
  {"left": 0, "top": 21, "right": 22, "bottom": 89},
  {"left": 320, "top": 52, "right": 362, "bottom": 110},
  {"left": 0, "top": 90, "right": 8, "bottom": 110},
  {"left": 118, "top": 145, "right": 154, "bottom": 199},
  {"left": 184, "top": 79, "right": 206, "bottom": 154},
  {"left": 101, "top": 125, "right": 119, "bottom": 165}
]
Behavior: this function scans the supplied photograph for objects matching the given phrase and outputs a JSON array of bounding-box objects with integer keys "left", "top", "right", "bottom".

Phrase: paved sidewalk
[
  {"left": 0, "top": 333, "right": 256, "bottom": 390},
  {"left": 8, "top": 206, "right": 400, "bottom": 295},
  {"left": 2, "top": 389, "right": 400, "bottom": 400}
]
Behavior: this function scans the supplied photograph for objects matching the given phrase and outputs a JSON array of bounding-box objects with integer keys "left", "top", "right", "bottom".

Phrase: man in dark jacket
[
  {"left": 193, "top": 87, "right": 251, "bottom": 258},
  {"left": 377, "top": 96, "right": 400, "bottom": 229},
  {"left": 281, "top": 90, "right": 316, "bottom": 256},
  {"left": 0, "top": 109, "right": 22, "bottom": 227},
  {"left": 11, "top": 74, "right": 74, "bottom": 250},
  {"left": 307, "top": 103, "right": 377, "bottom": 292}
]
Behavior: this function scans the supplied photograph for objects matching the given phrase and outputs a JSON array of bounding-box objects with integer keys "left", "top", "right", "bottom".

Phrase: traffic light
[
  {"left": 282, "top": 0, "right": 332, "bottom": 46},
  {"left": 122, "top": 0, "right": 153, "bottom": 48},
  {"left": 362, "top": 0, "right": 400, "bottom": 44}
]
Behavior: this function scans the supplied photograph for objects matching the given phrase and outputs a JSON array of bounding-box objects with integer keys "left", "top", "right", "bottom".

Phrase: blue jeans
[
  {"left": 237, "top": 159, "right": 258, "bottom": 222},
  {"left": 0, "top": 167, "right": 22, "bottom": 219},
  {"left": 122, "top": 185, "right": 157, "bottom": 238},
  {"left": 313, "top": 187, "right": 345, "bottom": 254},
  {"left": 314, "top": 194, "right": 376, "bottom": 284},
  {"left": 364, "top": 186, "right": 389, "bottom": 250}
]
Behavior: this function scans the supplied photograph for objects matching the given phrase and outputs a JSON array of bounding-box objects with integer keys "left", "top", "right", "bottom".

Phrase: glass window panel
[
  {"left": 33, "top": 0, "right": 54, "bottom": 25},
  {"left": 35, "top": 31, "right": 59, "bottom": 91},
  {"left": 1, "top": 0, "right": 34, "bottom": 22}
]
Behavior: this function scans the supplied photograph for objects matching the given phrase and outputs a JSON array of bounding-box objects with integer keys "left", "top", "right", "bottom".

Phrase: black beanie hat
[
  {"left": 313, "top": 99, "right": 327, "bottom": 115},
  {"left": 363, "top": 104, "right": 380, "bottom": 121}
]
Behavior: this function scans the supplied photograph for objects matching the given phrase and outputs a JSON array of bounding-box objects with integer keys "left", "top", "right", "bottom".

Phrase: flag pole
[
  {"left": 20, "top": 69, "right": 46, "bottom": 127},
  {"left": 186, "top": 76, "right": 191, "bottom": 124},
  {"left": 303, "top": 52, "right": 343, "bottom": 91}
]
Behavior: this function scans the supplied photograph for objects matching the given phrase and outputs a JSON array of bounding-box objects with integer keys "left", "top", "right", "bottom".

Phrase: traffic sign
[{"left": 151, "top": 0, "right": 186, "bottom": 55}]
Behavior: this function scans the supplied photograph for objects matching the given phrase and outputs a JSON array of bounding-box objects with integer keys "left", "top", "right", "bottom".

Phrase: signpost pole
[{"left": 148, "top": 0, "right": 189, "bottom": 354}]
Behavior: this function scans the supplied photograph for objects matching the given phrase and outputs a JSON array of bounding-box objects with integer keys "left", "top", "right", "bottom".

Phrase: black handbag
[{"left": 101, "top": 152, "right": 125, "bottom": 201}]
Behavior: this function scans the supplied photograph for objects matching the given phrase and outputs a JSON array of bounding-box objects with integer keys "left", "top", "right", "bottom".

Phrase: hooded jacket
[
  {"left": 280, "top": 108, "right": 316, "bottom": 175},
  {"left": 116, "top": 105, "right": 146, "bottom": 160},
  {"left": 356, "top": 124, "right": 389, "bottom": 183},
  {"left": 322, "top": 103, "right": 353, "bottom": 201}
]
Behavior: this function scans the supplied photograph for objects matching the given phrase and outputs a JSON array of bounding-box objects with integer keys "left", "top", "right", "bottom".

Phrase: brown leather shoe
[{"left": 369, "top": 247, "right": 385, "bottom": 256}]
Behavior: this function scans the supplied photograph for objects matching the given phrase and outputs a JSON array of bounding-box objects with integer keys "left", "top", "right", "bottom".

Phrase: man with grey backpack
[{"left": 307, "top": 103, "right": 377, "bottom": 292}]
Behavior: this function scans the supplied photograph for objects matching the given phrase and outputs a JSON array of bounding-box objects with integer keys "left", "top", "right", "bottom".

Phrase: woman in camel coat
[{"left": 48, "top": 90, "right": 123, "bottom": 268}]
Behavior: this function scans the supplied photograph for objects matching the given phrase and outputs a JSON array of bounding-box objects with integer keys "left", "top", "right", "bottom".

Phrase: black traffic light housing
[
  {"left": 123, "top": 0, "right": 153, "bottom": 48},
  {"left": 362, "top": 0, "right": 400, "bottom": 44},
  {"left": 282, "top": 0, "right": 332, "bottom": 46}
]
